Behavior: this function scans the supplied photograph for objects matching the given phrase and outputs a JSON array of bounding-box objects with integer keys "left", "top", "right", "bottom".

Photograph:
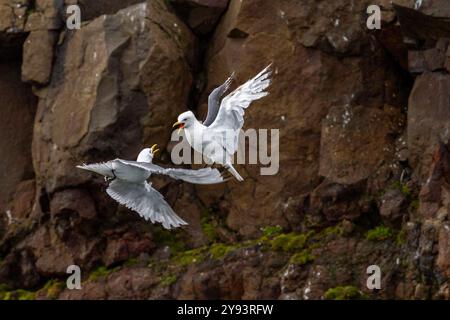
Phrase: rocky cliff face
[{"left": 0, "top": 0, "right": 449, "bottom": 300}]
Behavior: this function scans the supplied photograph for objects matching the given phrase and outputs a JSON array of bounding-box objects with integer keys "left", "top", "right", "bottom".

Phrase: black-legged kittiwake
[
  {"left": 77, "top": 145, "right": 224, "bottom": 229},
  {"left": 173, "top": 65, "right": 272, "bottom": 181}
]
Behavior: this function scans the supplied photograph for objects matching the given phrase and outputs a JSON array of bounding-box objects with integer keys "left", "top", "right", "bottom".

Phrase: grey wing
[
  {"left": 77, "top": 159, "right": 149, "bottom": 182},
  {"left": 161, "top": 167, "right": 224, "bottom": 184},
  {"left": 209, "top": 64, "right": 272, "bottom": 132},
  {"left": 77, "top": 162, "right": 115, "bottom": 178},
  {"left": 204, "top": 73, "right": 235, "bottom": 127},
  {"left": 106, "top": 180, "right": 188, "bottom": 230},
  {"left": 111, "top": 159, "right": 149, "bottom": 181},
  {"left": 119, "top": 160, "right": 224, "bottom": 185}
]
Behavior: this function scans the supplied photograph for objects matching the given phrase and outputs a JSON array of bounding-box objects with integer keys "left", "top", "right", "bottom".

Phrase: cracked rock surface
[{"left": 0, "top": 0, "right": 449, "bottom": 300}]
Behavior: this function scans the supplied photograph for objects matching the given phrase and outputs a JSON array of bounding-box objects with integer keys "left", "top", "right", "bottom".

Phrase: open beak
[
  {"left": 172, "top": 121, "right": 185, "bottom": 135},
  {"left": 150, "top": 144, "right": 160, "bottom": 156}
]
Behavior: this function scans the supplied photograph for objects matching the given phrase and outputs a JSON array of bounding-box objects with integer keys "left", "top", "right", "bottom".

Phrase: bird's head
[
  {"left": 173, "top": 111, "right": 196, "bottom": 133},
  {"left": 137, "top": 144, "right": 159, "bottom": 163}
]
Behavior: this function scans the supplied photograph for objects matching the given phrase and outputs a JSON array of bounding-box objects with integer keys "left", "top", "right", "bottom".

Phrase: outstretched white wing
[
  {"left": 77, "top": 162, "right": 115, "bottom": 178},
  {"left": 208, "top": 64, "right": 272, "bottom": 154},
  {"left": 117, "top": 159, "right": 224, "bottom": 185},
  {"left": 78, "top": 159, "right": 224, "bottom": 185},
  {"left": 77, "top": 159, "right": 149, "bottom": 182},
  {"left": 106, "top": 180, "right": 188, "bottom": 230}
]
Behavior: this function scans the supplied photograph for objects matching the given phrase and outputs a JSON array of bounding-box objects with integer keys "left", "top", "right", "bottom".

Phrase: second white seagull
[{"left": 77, "top": 145, "right": 224, "bottom": 229}]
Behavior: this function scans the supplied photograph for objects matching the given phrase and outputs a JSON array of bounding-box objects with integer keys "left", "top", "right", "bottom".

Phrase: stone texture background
[{"left": 0, "top": 0, "right": 449, "bottom": 300}]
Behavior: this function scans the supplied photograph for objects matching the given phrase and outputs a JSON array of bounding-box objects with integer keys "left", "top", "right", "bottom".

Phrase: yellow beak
[
  {"left": 172, "top": 121, "right": 185, "bottom": 135},
  {"left": 172, "top": 121, "right": 183, "bottom": 128},
  {"left": 151, "top": 144, "right": 159, "bottom": 155}
]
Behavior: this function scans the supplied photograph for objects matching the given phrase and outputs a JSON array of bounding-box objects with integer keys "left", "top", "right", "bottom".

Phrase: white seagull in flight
[
  {"left": 77, "top": 145, "right": 224, "bottom": 229},
  {"left": 173, "top": 65, "right": 272, "bottom": 181}
]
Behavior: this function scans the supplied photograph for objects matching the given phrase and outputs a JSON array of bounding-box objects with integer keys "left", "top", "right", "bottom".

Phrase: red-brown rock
[
  {"left": 0, "top": 62, "right": 36, "bottom": 214},
  {"left": 171, "top": 0, "right": 229, "bottom": 35},
  {"left": 407, "top": 73, "right": 450, "bottom": 180}
]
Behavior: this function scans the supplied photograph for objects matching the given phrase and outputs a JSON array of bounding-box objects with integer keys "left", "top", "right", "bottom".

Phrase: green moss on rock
[
  {"left": 209, "top": 243, "right": 238, "bottom": 260},
  {"left": 261, "top": 225, "right": 283, "bottom": 238},
  {"left": 173, "top": 247, "right": 205, "bottom": 266},
  {"left": 271, "top": 231, "right": 314, "bottom": 252},
  {"left": 324, "top": 286, "right": 365, "bottom": 300},
  {"left": 41, "top": 280, "right": 64, "bottom": 300},
  {"left": 0, "top": 291, "right": 11, "bottom": 300},
  {"left": 201, "top": 216, "right": 218, "bottom": 243},
  {"left": 290, "top": 250, "right": 315, "bottom": 265},
  {"left": 366, "top": 226, "right": 393, "bottom": 241},
  {"left": 322, "top": 225, "right": 344, "bottom": 237},
  {"left": 390, "top": 181, "right": 411, "bottom": 197},
  {"left": 16, "top": 289, "right": 36, "bottom": 300},
  {"left": 89, "top": 265, "right": 120, "bottom": 281},
  {"left": 270, "top": 234, "right": 291, "bottom": 251},
  {"left": 0, "top": 288, "right": 36, "bottom": 300},
  {"left": 160, "top": 274, "right": 178, "bottom": 287}
]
